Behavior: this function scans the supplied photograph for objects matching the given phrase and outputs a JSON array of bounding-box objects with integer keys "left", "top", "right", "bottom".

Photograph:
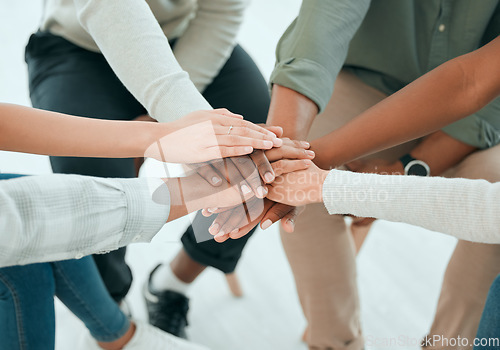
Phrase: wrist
[
  {"left": 266, "top": 85, "right": 318, "bottom": 139},
  {"left": 317, "top": 169, "right": 329, "bottom": 203}
]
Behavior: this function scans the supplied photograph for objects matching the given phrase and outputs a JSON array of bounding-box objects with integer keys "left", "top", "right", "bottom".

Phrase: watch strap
[{"left": 399, "top": 154, "right": 416, "bottom": 168}]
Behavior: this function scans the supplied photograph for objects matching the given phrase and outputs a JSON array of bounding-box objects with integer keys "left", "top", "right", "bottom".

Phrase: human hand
[
  {"left": 203, "top": 159, "right": 312, "bottom": 241},
  {"left": 145, "top": 109, "right": 282, "bottom": 163},
  {"left": 207, "top": 199, "right": 303, "bottom": 242},
  {"left": 192, "top": 134, "right": 312, "bottom": 194},
  {"left": 266, "top": 161, "right": 329, "bottom": 207}
]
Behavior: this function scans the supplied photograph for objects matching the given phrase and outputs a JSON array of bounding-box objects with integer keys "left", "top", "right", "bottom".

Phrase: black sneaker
[{"left": 143, "top": 265, "right": 190, "bottom": 339}]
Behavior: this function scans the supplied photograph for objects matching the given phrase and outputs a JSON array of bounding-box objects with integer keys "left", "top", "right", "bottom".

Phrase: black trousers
[{"left": 25, "top": 31, "right": 270, "bottom": 302}]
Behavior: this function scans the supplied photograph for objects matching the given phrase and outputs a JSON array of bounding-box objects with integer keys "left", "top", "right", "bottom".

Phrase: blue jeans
[
  {"left": 0, "top": 174, "right": 130, "bottom": 349},
  {"left": 474, "top": 274, "right": 500, "bottom": 350}
]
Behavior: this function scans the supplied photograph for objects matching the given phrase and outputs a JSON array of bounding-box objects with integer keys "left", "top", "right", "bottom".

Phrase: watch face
[{"left": 407, "top": 163, "right": 429, "bottom": 176}]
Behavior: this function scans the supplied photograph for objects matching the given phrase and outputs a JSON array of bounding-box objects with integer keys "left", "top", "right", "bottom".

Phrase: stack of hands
[{"left": 141, "top": 108, "right": 327, "bottom": 242}]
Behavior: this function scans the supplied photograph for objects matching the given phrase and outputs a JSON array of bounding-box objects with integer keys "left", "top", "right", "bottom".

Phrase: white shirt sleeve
[
  {"left": 172, "top": 0, "right": 247, "bottom": 92},
  {"left": 322, "top": 170, "right": 500, "bottom": 243},
  {"left": 74, "top": 0, "right": 211, "bottom": 123},
  {"left": 0, "top": 175, "right": 169, "bottom": 268}
]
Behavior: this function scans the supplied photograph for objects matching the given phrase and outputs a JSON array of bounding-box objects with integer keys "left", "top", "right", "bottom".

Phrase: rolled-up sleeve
[
  {"left": 269, "top": 0, "right": 371, "bottom": 112},
  {"left": 0, "top": 175, "right": 169, "bottom": 267},
  {"left": 442, "top": 96, "right": 500, "bottom": 149}
]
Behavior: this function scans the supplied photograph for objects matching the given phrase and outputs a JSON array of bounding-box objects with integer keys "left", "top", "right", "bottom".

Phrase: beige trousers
[{"left": 281, "top": 70, "right": 500, "bottom": 350}]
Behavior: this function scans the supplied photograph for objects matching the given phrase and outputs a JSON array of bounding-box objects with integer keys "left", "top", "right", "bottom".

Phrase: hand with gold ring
[{"left": 144, "top": 108, "right": 283, "bottom": 163}]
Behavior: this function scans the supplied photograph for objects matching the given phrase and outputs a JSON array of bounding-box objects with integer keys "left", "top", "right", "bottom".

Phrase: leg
[
  {"left": 175, "top": 44, "right": 271, "bottom": 279},
  {"left": 282, "top": 70, "right": 417, "bottom": 350},
  {"left": 424, "top": 145, "right": 500, "bottom": 349},
  {"left": 52, "top": 257, "right": 131, "bottom": 343},
  {"left": 146, "top": 44, "right": 270, "bottom": 335},
  {"left": 26, "top": 31, "right": 145, "bottom": 302},
  {"left": 0, "top": 263, "right": 56, "bottom": 350},
  {"left": 473, "top": 275, "right": 500, "bottom": 350}
]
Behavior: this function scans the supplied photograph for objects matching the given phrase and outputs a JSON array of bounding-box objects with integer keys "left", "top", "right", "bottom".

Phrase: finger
[
  {"left": 250, "top": 150, "right": 275, "bottom": 184},
  {"left": 228, "top": 199, "right": 272, "bottom": 240},
  {"left": 207, "top": 146, "right": 254, "bottom": 159},
  {"left": 215, "top": 126, "right": 282, "bottom": 147},
  {"left": 260, "top": 203, "right": 295, "bottom": 230},
  {"left": 280, "top": 206, "right": 304, "bottom": 233},
  {"left": 217, "top": 117, "right": 279, "bottom": 138},
  {"left": 258, "top": 124, "right": 283, "bottom": 138},
  {"left": 231, "top": 156, "right": 267, "bottom": 198},
  {"left": 190, "top": 163, "right": 224, "bottom": 186},
  {"left": 272, "top": 159, "right": 312, "bottom": 177},
  {"left": 216, "top": 135, "right": 275, "bottom": 149},
  {"left": 265, "top": 143, "right": 314, "bottom": 162},
  {"left": 212, "top": 158, "right": 256, "bottom": 199},
  {"left": 220, "top": 198, "right": 265, "bottom": 236}
]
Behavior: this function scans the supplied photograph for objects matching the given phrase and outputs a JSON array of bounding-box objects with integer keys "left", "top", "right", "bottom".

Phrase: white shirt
[
  {"left": 0, "top": 175, "right": 169, "bottom": 268},
  {"left": 41, "top": 0, "right": 247, "bottom": 122},
  {"left": 323, "top": 170, "right": 500, "bottom": 244}
]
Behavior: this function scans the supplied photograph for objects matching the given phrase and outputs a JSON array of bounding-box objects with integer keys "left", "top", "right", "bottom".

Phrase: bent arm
[
  {"left": 323, "top": 171, "right": 500, "bottom": 243},
  {"left": 74, "top": 0, "right": 211, "bottom": 123},
  {"left": 267, "top": 0, "right": 371, "bottom": 139},
  {"left": 314, "top": 36, "right": 500, "bottom": 168},
  {"left": 0, "top": 176, "right": 169, "bottom": 267}
]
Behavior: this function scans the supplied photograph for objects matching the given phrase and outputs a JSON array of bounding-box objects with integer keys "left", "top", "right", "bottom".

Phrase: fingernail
[
  {"left": 273, "top": 138, "right": 283, "bottom": 147},
  {"left": 230, "top": 229, "right": 239, "bottom": 235},
  {"left": 207, "top": 207, "right": 218, "bottom": 213},
  {"left": 306, "top": 150, "right": 315, "bottom": 157},
  {"left": 302, "top": 141, "right": 310, "bottom": 148},
  {"left": 261, "top": 219, "right": 272, "bottom": 230},
  {"left": 209, "top": 223, "right": 220, "bottom": 234},
  {"left": 244, "top": 146, "right": 253, "bottom": 153},
  {"left": 263, "top": 140, "right": 273, "bottom": 148},
  {"left": 241, "top": 184, "right": 252, "bottom": 195},
  {"left": 212, "top": 176, "right": 221, "bottom": 185},
  {"left": 303, "top": 159, "right": 312, "bottom": 166},
  {"left": 215, "top": 230, "right": 226, "bottom": 239},
  {"left": 256, "top": 186, "right": 268, "bottom": 197},
  {"left": 264, "top": 172, "right": 274, "bottom": 183}
]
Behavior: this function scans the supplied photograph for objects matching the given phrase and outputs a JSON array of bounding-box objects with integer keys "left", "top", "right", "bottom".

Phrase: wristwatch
[{"left": 399, "top": 154, "right": 430, "bottom": 176}]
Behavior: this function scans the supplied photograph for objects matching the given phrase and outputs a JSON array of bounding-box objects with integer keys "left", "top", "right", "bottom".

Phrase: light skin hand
[
  {"left": 145, "top": 109, "right": 282, "bottom": 164},
  {"left": 267, "top": 162, "right": 328, "bottom": 207}
]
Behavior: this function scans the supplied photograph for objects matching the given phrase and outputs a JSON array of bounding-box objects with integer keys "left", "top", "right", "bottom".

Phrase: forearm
[
  {"left": 0, "top": 176, "right": 168, "bottom": 267},
  {"left": 322, "top": 170, "right": 500, "bottom": 243},
  {"left": 312, "top": 38, "right": 500, "bottom": 168},
  {"left": 266, "top": 85, "right": 318, "bottom": 139},
  {"left": 74, "top": 0, "right": 210, "bottom": 123},
  {"left": 0, "top": 104, "right": 167, "bottom": 159}
]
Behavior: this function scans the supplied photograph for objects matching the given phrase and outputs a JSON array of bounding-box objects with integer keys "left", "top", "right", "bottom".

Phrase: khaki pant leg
[{"left": 281, "top": 71, "right": 416, "bottom": 350}]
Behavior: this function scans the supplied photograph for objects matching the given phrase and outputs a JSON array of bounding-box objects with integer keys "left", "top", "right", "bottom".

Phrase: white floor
[{"left": 0, "top": 1, "right": 457, "bottom": 349}]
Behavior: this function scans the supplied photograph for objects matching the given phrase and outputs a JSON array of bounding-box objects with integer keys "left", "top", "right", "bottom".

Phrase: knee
[{"left": 452, "top": 147, "right": 500, "bottom": 182}]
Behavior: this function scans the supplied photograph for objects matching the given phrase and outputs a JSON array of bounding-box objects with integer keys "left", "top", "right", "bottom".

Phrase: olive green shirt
[{"left": 270, "top": 0, "right": 500, "bottom": 148}]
